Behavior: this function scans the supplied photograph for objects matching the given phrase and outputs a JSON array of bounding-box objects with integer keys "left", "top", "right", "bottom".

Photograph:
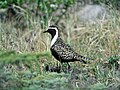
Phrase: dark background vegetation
[{"left": 0, "top": 0, "right": 120, "bottom": 90}]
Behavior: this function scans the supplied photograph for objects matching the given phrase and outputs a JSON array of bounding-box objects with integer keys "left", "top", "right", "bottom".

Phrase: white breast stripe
[{"left": 50, "top": 27, "right": 58, "bottom": 47}]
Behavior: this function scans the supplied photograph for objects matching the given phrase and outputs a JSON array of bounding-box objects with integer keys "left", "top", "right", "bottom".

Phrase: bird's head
[{"left": 43, "top": 25, "right": 59, "bottom": 39}]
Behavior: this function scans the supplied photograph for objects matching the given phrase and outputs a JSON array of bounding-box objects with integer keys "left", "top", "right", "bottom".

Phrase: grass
[{"left": 0, "top": 5, "right": 120, "bottom": 90}]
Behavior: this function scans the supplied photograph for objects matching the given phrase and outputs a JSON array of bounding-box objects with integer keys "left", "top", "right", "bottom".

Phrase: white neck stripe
[{"left": 50, "top": 28, "right": 58, "bottom": 47}]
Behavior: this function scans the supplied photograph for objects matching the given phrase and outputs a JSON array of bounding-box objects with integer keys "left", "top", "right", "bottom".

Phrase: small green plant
[
  {"left": 107, "top": 55, "right": 120, "bottom": 69},
  {"left": 108, "top": 55, "right": 119, "bottom": 64}
]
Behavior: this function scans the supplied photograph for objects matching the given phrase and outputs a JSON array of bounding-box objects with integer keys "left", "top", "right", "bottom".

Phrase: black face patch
[{"left": 47, "top": 29, "right": 56, "bottom": 39}]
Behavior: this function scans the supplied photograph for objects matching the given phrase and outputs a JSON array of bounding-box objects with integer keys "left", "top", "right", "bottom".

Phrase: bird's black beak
[{"left": 43, "top": 31, "right": 48, "bottom": 33}]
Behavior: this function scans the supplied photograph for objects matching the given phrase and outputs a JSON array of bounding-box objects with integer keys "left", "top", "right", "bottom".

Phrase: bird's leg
[
  {"left": 56, "top": 62, "right": 61, "bottom": 73},
  {"left": 67, "top": 62, "right": 70, "bottom": 73},
  {"left": 60, "top": 62, "right": 64, "bottom": 72},
  {"left": 67, "top": 62, "right": 70, "bottom": 69}
]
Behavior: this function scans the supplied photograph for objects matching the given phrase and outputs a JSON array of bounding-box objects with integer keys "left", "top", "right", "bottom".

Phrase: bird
[{"left": 43, "top": 25, "right": 89, "bottom": 65}]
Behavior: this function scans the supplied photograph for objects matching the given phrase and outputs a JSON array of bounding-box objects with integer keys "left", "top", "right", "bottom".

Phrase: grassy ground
[{"left": 0, "top": 6, "right": 120, "bottom": 90}]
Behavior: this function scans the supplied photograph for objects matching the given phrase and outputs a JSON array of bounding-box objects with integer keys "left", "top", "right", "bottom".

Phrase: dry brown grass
[{"left": 0, "top": 7, "right": 120, "bottom": 63}]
